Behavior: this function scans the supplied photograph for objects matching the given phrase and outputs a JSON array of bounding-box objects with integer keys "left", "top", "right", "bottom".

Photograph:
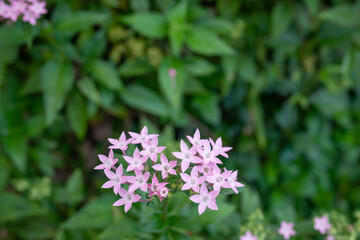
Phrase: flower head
[
  {"left": 223, "top": 170, "right": 245, "bottom": 194},
  {"left": 108, "top": 131, "right": 132, "bottom": 151},
  {"left": 172, "top": 140, "right": 202, "bottom": 172},
  {"left": 209, "top": 137, "right": 232, "bottom": 158},
  {"left": 189, "top": 184, "right": 219, "bottom": 215},
  {"left": 206, "top": 165, "right": 231, "bottom": 191},
  {"left": 113, "top": 189, "right": 141, "bottom": 212},
  {"left": 180, "top": 167, "right": 206, "bottom": 193},
  {"left": 186, "top": 129, "right": 204, "bottom": 152},
  {"left": 140, "top": 137, "right": 165, "bottom": 162},
  {"left": 278, "top": 221, "right": 296, "bottom": 239},
  {"left": 123, "top": 148, "right": 147, "bottom": 172},
  {"left": 127, "top": 169, "right": 150, "bottom": 193},
  {"left": 94, "top": 149, "right": 118, "bottom": 170},
  {"left": 152, "top": 154, "right": 177, "bottom": 179},
  {"left": 198, "top": 140, "right": 221, "bottom": 165},
  {"left": 314, "top": 215, "right": 331, "bottom": 234},
  {"left": 240, "top": 231, "right": 258, "bottom": 240},
  {"left": 148, "top": 174, "right": 167, "bottom": 197},
  {"left": 129, "top": 126, "right": 158, "bottom": 145},
  {"left": 101, "top": 164, "right": 127, "bottom": 194}
]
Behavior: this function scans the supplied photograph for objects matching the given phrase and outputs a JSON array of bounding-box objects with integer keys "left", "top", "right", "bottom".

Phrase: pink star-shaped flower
[
  {"left": 223, "top": 170, "right": 245, "bottom": 194},
  {"left": 94, "top": 149, "right": 118, "bottom": 170},
  {"left": 186, "top": 129, "right": 205, "bottom": 152},
  {"left": 189, "top": 184, "right": 219, "bottom": 215},
  {"left": 127, "top": 169, "right": 150, "bottom": 193},
  {"left": 123, "top": 148, "right": 147, "bottom": 172},
  {"left": 172, "top": 140, "right": 202, "bottom": 172},
  {"left": 209, "top": 137, "right": 232, "bottom": 158},
  {"left": 278, "top": 221, "right": 296, "bottom": 239},
  {"left": 239, "top": 231, "right": 258, "bottom": 240},
  {"left": 148, "top": 174, "right": 167, "bottom": 197},
  {"left": 206, "top": 165, "right": 231, "bottom": 191},
  {"left": 108, "top": 131, "right": 132, "bottom": 151},
  {"left": 113, "top": 189, "right": 141, "bottom": 212},
  {"left": 197, "top": 163, "right": 215, "bottom": 176},
  {"left": 0, "top": 2, "right": 10, "bottom": 19},
  {"left": 28, "top": 0, "right": 47, "bottom": 17},
  {"left": 101, "top": 164, "right": 127, "bottom": 194},
  {"left": 180, "top": 167, "right": 206, "bottom": 193},
  {"left": 198, "top": 140, "right": 221, "bottom": 165},
  {"left": 326, "top": 234, "right": 335, "bottom": 240},
  {"left": 140, "top": 137, "right": 165, "bottom": 162},
  {"left": 159, "top": 187, "right": 169, "bottom": 201},
  {"left": 129, "top": 126, "right": 158, "bottom": 145},
  {"left": 152, "top": 153, "right": 177, "bottom": 179},
  {"left": 314, "top": 215, "right": 331, "bottom": 235}
]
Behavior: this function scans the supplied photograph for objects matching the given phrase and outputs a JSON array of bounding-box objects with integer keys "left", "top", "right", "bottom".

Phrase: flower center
[
  {"left": 140, "top": 135, "right": 146, "bottom": 140},
  {"left": 189, "top": 177, "right": 197, "bottom": 185},
  {"left": 200, "top": 194, "right": 210, "bottom": 204},
  {"left": 194, "top": 140, "right": 199, "bottom": 146},
  {"left": 124, "top": 193, "right": 132, "bottom": 202},
  {"left": 135, "top": 176, "right": 144, "bottom": 185},
  {"left": 113, "top": 176, "right": 121, "bottom": 184},
  {"left": 203, "top": 166, "right": 210, "bottom": 174},
  {"left": 160, "top": 188, "right": 168, "bottom": 197},
  {"left": 133, "top": 158, "right": 140, "bottom": 166},
  {"left": 205, "top": 152, "right": 212, "bottom": 159},
  {"left": 118, "top": 142, "right": 125, "bottom": 147},
  {"left": 151, "top": 183, "right": 159, "bottom": 192},
  {"left": 215, "top": 176, "right": 224, "bottom": 184},
  {"left": 163, "top": 163, "right": 170, "bottom": 172},
  {"left": 105, "top": 159, "right": 112, "bottom": 167},
  {"left": 149, "top": 146, "right": 155, "bottom": 153},
  {"left": 184, "top": 153, "right": 191, "bottom": 160}
]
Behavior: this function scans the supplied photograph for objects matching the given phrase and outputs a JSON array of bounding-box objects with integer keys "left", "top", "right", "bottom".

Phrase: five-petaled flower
[
  {"left": 108, "top": 131, "right": 132, "bottom": 151},
  {"left": 172, "top": 140, "right": 202, "bottom": 172},
  {"left": 95, "top": 149, "right": 118, "bottom": 170},
  {"left": 129, "top": 126, "right": 158, "bottom": 145},
  {"left": 101, "top": 164, "right": 127, "bottom": 194},
  {"left": 180, "top": 167, "right": 206, "bottom": 193},
  {"left": 278, "top": 221, "right": 296, "bottom": 239},
  {"left": 152, "top": 154, "right": 177, "bottom": 179},
  {"left": 140, "top": 137, "right": 165, "bottom": 162},
  {"left": 189, "top": 184, "right": 219, "bottom": 215},
  {"left": 223, "top": 170, "right": 245, "bottom": 194},
  {"left": 314, "top": 215, "right": 331, "bottom": 234},
  {"left": 123, "top": 148, "right": 147, "bottom": 172},
  {"left": 239, "top": 231, "right": 258, "bottom": 240},
  {"left": 128, "top": 169, "right": 150, "bottom": 193},
  {"left": 210, "top": 137, "right": 232, "bottom": 158},
  {"left": 113, "top": 189, "right": 141, "bottom": 212}
]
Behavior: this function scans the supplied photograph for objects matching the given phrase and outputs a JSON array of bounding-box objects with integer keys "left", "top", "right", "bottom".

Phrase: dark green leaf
[
  {"left": 319, "top": 5, "right": 360, "bottom": 28},
  {"left": 121, "top": 13, "right": 167, "bottom": 38},
  {"left": 192, "top": 94, "right": 221, "bottom": 125},
  {"left": 1, "top": 134, "right": 28, "bottom": 172},
  {"left": 119, "top": 59, "right": 151, "bottom": 77},
  {"left": 77, "top": 77, "right": 102, "bottom": 105},
  {"left": 66, "top": 92, "right": 88, "bottom": 139},
  {"left": 87, "top": 60, "right": 123, "bottom": 91},
  {"left": 271, "top": 2, "right": 292, "bottom": 39}
]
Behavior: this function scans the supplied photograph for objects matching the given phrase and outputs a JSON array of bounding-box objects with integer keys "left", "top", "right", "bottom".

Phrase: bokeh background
[{"left": 1, "top": 0, "right": 360, "bottom": 239}]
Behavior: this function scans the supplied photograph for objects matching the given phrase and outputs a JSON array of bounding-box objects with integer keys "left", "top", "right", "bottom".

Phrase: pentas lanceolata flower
[
  {"left": 95, "top": 126, "right": 245, "bottom": 214},
  {"left": 0, "top": 0, "right": 47, "bottom": 25},
  {"left": 278, "top": 221, "right": 296, "bottom": 239}
]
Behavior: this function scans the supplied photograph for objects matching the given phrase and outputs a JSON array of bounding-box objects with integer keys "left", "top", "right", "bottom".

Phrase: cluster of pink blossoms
[
  {"left": 95, "top": 126, "right": 245, "bottom": 214},
  {"left": 0, "top": 0, "right": 47, "bottom": 25},
  {"left": 240, "top": 215, "right": 333, "bottom": 240}
]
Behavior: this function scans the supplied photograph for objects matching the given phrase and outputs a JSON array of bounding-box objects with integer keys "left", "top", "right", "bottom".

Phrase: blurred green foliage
[{"left": 1, "top": 0, "right": 360, "bottom": 239}]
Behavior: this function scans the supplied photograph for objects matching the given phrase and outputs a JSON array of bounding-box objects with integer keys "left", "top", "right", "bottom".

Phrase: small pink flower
[
  {"left": 148, "top": 174, "right": 167, "bottom": 197},
  {"left": 180, "top": 167, "right": 206, "bottom": 193},
  {"left": 197, "top": 163, "right": 215, "bottom": 176},
  {"left": 123, "top": 148, "right": 147, "bottom": 172},
  {"left": 101, "top": 164, "right": 127, "bottom": 194},
  {"left": 140, "top": 137, "right": 165, "bottom": 162},
  {"left": 222, "top": 170, "right": 245, "bottom": 194},
  {"left": 172, "top": 140, "right": 202, "bottom": 172},
  {"left": 159, "top": 187, "right": 169, "bottom": 201},
  {"left": 22, "top": 8, "right": 37, "bottom": 25},
  {"left": 198, "top": 140, "right": 221, "bottom": 165},
  {"left": 113, "top": 188, "right": 141, "bottom": 212},
  {"left": 278, "top": 221, "right": 296, "bottom": 239},
  {"left": 152, "top": 154, "right": 177, "bottom": 179},
  {"left": 168, "top": 68, "right": 177, "bottom": 78},
  {"left": 239, "top": 231, "right": 258, "bottom": 240},
  {"left": 326, "top": 234, "right": 335, "bottom": 240},
  {"left": 108, "top": 131, "right": 132, "bottom": 151},
  {"left": 94, "top": 149, "right": 118, "bottom": 170},
  {"left": 209, "top": 137, "right": 232, "bottom": 158},
  {"left": 186, "top": 129, "right": 204, "bottom": 152},
  {"left": 129, "top": 126, "right": 158, "bottom": 145},
  {"left": 314, "top": 215, "right": 331, "bottom": 235},
  {"left": 127, "top": 169, "right": 150, "bottom": 193},
  {"left": 0, "top": 2, "right": 10, "bottom": 19},
  {"left": 189, "top": 184, "right": 219, "bottom": 215},
  {"left": 28, "top": 0, "right": 47, "bottom": 17},
  {"left": 206, "top": 165, "right": 231, "bottom": 191}
]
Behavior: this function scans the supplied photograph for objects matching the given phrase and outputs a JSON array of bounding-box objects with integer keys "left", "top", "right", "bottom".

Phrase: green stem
[{"left": 162, "top": 198, "right": 169, "bottom": 222}]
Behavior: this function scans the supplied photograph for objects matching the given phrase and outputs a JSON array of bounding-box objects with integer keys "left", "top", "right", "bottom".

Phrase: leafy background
[{"left": 0, "top": 0, "right": 360, "bottom": 239}]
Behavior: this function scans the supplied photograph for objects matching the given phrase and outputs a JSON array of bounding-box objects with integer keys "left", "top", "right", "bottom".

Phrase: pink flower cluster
[
  {"left": 95, "top": 127, "right": 244, "bottom": 214},
  {"left": 174, "top": 129, "right": 245, "bottom": 215},
  {"left": 0, "top": 0, "right": 47, "bottom": 25},
  {"left": 240, "top": 215, "right": 333, "bottom": 240}
]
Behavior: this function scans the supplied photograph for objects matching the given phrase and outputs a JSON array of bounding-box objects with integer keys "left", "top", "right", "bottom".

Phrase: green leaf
[
  {"left": 1, "top": 134, "right": 28, "bottom": 172},
  {"left": 192, "top": 94, "right": 221, "bottom": 126},
  {"left": 241, "top": 188, "right": 262, "bottom": 217},
  {"left": 121, "top": 13, "right": 167, "bottom": 38},
  {"left": 12, "top": 220, "right": 55, "bottom": 240},
  {"left": 271, "top": 2, "right": 292, "bottom": 39},
  {"left": 29, "top": 148, "right": 56, "bottom": 176},
  {"left": 54, "top": 169, "right": 84, "bottom": 205},
  {"left": 77, "top": 77, "right": 102, "bottom": 105},
  {"left": 185, "top": 27, "right": 234, "bottom": 56},
  {"left": 158, "top": 57, "right": 186, "bottom": 110},
  {"left": 198, "top": 18, "right": 234, "bottom": 35},
  {"left": 319, "top": 5, "right": 360, "bottom": 28},
  {"left": 55, "top": 11, "right": 108, "bottom": 36},
  {"left": 99, "top": 220, "right": 152, "bottom": 240},
  {"left": 186, "top": 57, "right": 216, "bottom": 77},
  {"left": 0, "top": 193, "right": 45, "bottom": 222},
  {"left": 120, "top": 84, "right": 169, "bottom": 117},
  {"left": 0, "top": 24, "right": 32, "bottom": 46},
  {"left": 130, "top": 0, "right": 150, "bottom": 12},
  {"left": 119, "top": 59, "right": 151, "bottom": 77},
  {"left": 62, "top": 195, "right": 115, "bottom": 229},
  {"left": 66, "top": 92, "right": 88, "bottom": 139},
  {"left": 87, "top": 60, "right": 123, "bottom": 91},
  {"left": 41, "top": 60, "right": 75, "bottom": 124},
  {"left": 0, "top": 156, "right": 10, "bottom": 191}
]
